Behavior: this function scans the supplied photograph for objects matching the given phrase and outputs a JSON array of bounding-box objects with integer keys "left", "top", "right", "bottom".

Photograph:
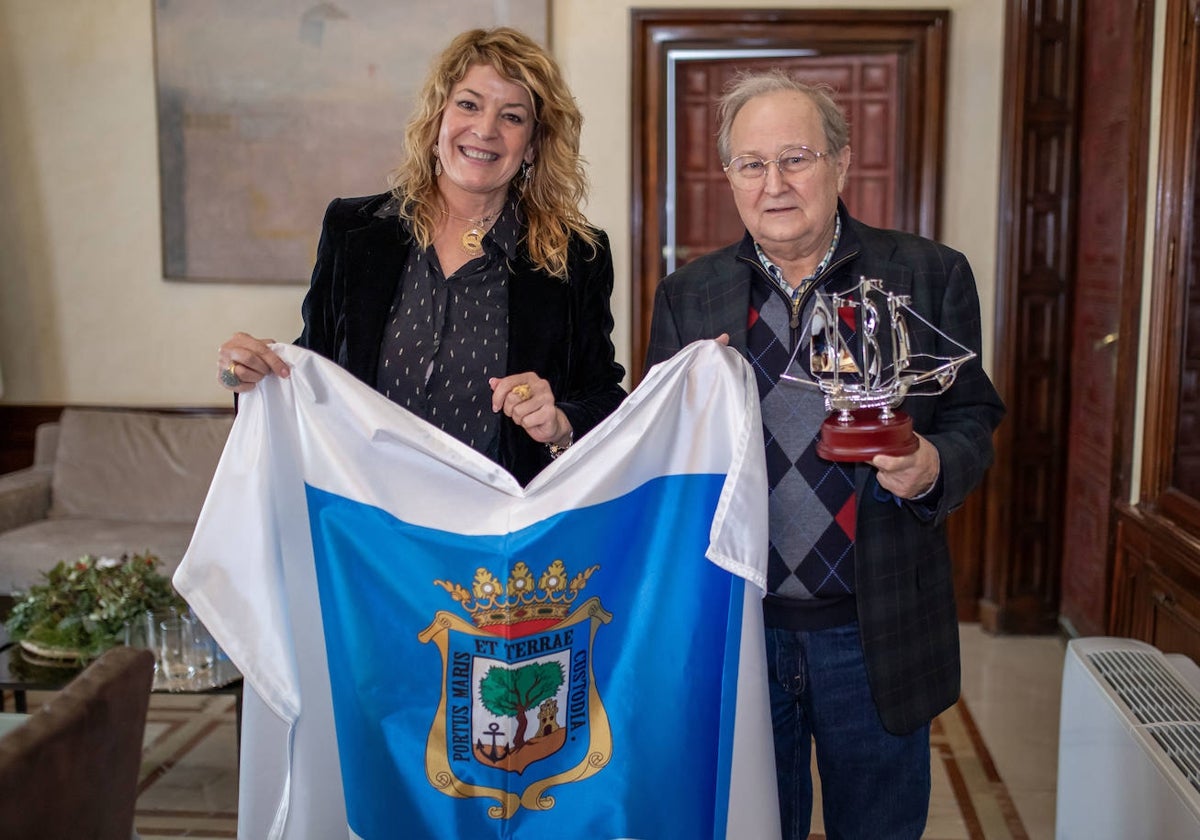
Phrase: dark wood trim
[
  {"left": 0, "top": 406, "right": 66, "bottom": 474},
  {"left": 629, "top": 8, "right": 948, "bottom": 380},
  {"left": 981, "top": 0, "right": 1082, "bottom": 633},
  {"left": 1112, "top": 502, "right": 1200, "bottom": 660},
  {"left": 1142, "top": 0, "right": 1196, "bottom": 519},
  {"left": 1112, "top": 0, "right": 1156, "bottom": 506},
  {"left": 1160, "top": 490, "right": 1200, "bottom": 534},
  {"left": 0, "top": 404, "right": 234, "bottom": 475}
]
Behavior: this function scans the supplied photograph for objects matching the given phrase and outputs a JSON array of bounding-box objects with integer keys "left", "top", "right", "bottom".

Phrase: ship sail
[{"left": 783, "top": 276, "right": 975, "bottom": 419}]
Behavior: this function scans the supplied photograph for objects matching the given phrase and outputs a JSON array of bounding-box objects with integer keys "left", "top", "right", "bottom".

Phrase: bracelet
[{"left": 547, "top": 430, "right": 574, "bottom": 459}]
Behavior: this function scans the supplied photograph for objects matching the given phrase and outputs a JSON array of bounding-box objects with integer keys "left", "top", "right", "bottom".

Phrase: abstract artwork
[{"left": 153, "top": 0, "right": 549, "bottom": 283}]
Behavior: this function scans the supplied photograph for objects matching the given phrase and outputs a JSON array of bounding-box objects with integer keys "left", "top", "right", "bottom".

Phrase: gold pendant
[{"left": 461, "top": 227, "right": 484, "bottom": 256}]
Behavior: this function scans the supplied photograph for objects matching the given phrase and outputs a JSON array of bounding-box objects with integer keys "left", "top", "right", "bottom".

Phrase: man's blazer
[{"left": 646, "top": 207, "right": 1005, "bottom": 734}]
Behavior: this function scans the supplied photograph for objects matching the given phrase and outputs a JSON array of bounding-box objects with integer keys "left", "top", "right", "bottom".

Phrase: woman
[{"left": 216, "top": 27, "right": 625, "bottom": 485}]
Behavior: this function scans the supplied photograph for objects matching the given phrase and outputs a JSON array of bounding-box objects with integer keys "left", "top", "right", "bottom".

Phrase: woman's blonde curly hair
[{"left": 389, "top": 27, "right": 597, "bottom": 279}]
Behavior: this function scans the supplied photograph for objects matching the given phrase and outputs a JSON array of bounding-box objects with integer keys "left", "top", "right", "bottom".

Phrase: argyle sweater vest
[{"left": 747, "top": 273, "right": 858, "bottom": 630}]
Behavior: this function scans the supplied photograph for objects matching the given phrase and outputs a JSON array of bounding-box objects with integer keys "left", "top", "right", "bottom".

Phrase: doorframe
[{"left": 630, "top": 8, "right": 950, "bottom": 378}]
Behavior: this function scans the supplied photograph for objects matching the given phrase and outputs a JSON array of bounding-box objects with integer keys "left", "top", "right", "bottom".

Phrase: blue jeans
[{"left": 765, "top": 622, "right": 931, "bottom": 840}]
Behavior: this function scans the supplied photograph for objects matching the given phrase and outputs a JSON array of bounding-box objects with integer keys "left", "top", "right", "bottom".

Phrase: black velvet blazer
[{"left": 295, "top": 193, "right": 626, "bottom": 486}]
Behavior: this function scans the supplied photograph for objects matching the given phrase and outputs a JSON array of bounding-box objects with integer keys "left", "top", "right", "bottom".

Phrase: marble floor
[{"left": 958, "top": 622, "right": 1067, "bottom": 840}]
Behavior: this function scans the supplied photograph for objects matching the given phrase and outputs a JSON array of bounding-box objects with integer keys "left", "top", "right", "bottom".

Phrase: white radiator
[{"left": 1056, "top": 637, "right": 1200, "bottom": 839}]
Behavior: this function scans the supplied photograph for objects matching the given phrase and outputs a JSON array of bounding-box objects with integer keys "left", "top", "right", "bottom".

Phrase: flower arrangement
[{"left": 4, "top": 553, "right": 187, "bottom": 660}]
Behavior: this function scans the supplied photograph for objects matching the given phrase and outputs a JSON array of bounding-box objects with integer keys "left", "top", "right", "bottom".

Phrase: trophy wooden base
[{"left": 816, "top": 409, "right": 919, "bottom": 462}]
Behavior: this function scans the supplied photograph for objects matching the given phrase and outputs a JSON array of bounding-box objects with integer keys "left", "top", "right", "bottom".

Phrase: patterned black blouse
[{"left": 374, "top": 203, "right": 521, "bottom": 459}]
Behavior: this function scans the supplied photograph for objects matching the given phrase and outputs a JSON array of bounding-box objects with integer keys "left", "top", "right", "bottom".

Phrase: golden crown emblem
[{"left": 434, "top": 559, "right": 598, "bottom": 634}]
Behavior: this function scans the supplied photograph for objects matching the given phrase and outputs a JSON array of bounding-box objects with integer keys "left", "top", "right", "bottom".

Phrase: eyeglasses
[{"left": 723, "top": 146, "right": 830, "bottom": 188}]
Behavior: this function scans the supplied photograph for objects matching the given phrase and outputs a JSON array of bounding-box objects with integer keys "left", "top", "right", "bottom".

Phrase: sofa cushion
[
  {"left": 48, "top": 409, "right": 232, "bottom": 524},
  {"left": 0, "top": 518, "right": 197, "bottom": 595}
]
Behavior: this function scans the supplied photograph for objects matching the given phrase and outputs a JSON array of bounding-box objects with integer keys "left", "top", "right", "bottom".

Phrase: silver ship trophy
[{"left": 781, "top": 276, "right": 976, "bottom": 461}]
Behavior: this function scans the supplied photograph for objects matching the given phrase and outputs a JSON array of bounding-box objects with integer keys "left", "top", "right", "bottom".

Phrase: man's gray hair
[{"left": 716, "top": 69, "right": 850, "bottom": 163}]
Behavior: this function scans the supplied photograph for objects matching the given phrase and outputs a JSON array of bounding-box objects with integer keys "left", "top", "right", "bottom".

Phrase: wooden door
[
  {"left": 669, "top": 54, "right": 900, "bottom": 274},
  {"left": 1058, "top": 0, "right": 1153, "bottom": 637},
  {"left": 984, "top": 0, "right": 1153, "bottom": 635}
]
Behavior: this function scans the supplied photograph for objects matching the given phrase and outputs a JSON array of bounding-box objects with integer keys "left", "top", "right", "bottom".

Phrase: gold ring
[{"left": 512, "top": 384, "right": 533, "bottom": 401}]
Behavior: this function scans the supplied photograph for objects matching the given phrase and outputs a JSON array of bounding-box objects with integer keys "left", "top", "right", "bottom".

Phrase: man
[{"left": 645, "top": 70, "right": 1005, "bottom": 839}]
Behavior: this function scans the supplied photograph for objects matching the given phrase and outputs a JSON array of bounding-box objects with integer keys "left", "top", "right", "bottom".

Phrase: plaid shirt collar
[{"left": 754, "top": 213, "right": 842, "bottom": 299}]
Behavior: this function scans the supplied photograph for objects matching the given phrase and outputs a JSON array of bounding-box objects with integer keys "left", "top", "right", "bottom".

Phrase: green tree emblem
[{"left": 479, "top": 661, "right": 565, "bottom": 751}]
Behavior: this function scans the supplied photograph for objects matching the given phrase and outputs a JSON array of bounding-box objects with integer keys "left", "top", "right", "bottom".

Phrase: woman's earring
[
  {"left": 519, "top": 161, "right": 533, "bottom": 190},
  {"left": 433, "top": 145, "right": 442, "bottom": 177}
]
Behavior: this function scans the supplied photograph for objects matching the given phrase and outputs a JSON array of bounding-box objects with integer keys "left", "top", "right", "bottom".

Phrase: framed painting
[{"left": 152, "top": 0, "right": 550, "bottom": 283}]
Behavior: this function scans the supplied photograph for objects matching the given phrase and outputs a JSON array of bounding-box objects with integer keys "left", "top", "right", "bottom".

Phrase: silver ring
[{"left": 220, "top": 364, "right": 240, "bottom": 388}]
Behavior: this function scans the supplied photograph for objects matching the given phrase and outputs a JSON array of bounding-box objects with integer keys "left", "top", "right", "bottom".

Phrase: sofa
[{"left": 0, "top": 407, "right": 233, "bottom": 596}]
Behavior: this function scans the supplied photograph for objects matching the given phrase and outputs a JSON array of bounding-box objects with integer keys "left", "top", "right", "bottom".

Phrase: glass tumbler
[
  {"left": 124, "top": 609, "right": 161, "bottom": 675},
  {"left": 187, "top": 609, "right": 218, "bottom": 673},
  {"left": 158, "top": 613, "right": 199, "bottom": 682}
]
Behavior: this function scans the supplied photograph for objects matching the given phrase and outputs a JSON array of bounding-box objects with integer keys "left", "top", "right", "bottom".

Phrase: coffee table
[{"left": 0, "top": 642, "right": 243, "bottom": 743}]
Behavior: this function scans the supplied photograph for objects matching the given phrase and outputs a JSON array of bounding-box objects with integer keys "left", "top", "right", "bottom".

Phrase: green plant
[{"left": 5, "top": 553, "right": 187, "bottom": 658}]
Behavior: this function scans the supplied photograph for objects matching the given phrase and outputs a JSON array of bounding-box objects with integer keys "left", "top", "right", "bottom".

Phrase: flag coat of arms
[{"left": 176, "top": 340, "right": 779, "bottom": 840}]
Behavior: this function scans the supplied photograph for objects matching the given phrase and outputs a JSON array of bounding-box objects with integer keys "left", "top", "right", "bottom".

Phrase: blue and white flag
[{"left": 176, "top": 340, "right": 778, "bottom": 840}]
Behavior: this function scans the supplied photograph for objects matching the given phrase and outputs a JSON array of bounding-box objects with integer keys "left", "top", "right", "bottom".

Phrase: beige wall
[{"left": 0, "top": 0, "right": 1004, "bottom": 406}]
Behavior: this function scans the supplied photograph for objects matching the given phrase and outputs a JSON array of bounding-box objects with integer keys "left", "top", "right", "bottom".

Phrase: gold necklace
[{"left": 444, "top": 208, "right": 499, "bottom": 257}]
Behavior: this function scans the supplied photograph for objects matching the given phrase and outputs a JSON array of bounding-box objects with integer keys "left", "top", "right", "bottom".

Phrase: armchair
[{"left": 0, "top": 645, "right": 156, "bottom": 839}]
